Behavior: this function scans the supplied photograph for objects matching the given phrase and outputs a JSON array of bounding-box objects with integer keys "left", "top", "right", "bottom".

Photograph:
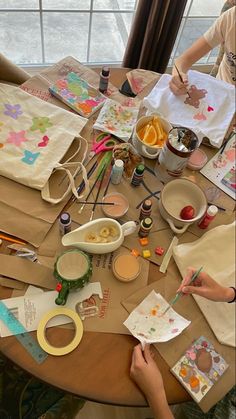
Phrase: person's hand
[
  {"left": 169, "top": 72, "right": 189, "bottom": 96},
  {"left": 130, "top": 343, "right": 164, "bottom": 401},
  {"left": 177, "top": 267, "right": 235, "bottom": 302}
]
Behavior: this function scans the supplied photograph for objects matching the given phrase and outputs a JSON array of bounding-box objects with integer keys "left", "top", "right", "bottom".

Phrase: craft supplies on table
[
  {"left": 59, "top": 212, "right": 71, "bottom": 235},
  {"left": 131, "top": 163, "right": 145, "bottom": 186},
  {"left": 112, "top": 254, "right": 141, "bottom": 282},
  {"left": 93, "top": 98, "right": 139, "bottom": 142},
  {"left": 0, "top": 300, "right": 48, "bottom": 364},
  {"left": 99, "top": 66, "right": 110, "bottom": 93},
  {"left": 49, "top": 72, "right": 106, "bottom": 117},
  {"left": 123, "top": 290, "right": 191, "bottom": 348},
  {"left": 200, "top": 133, "right": 236, "bottom": 200},
  {"left": 54, "top": 250, "right": 93, "bottom": 305},
  {"left": 198, "top": 205, "right": 218, "bottom": 229},
  {"left": 143, "top": 70, "right": 235, "bottom": 148},
  {"left": 102, "top": 192, "right": 129, "bottom": 219},
  {"left": 155, "top": 127, "right": 199, "bottom": 183},
  {"left": 111, "top": 159, "right": 124, "bottom": 185},
  {"left": 139, "top": 199, "right": 152, "bottom": 220},
  {"left": 171, "top": 336, "right": 228, "bottom": 403},
  {"left": 86, "top": 132, "right": 116, "bottom": 166},
  {"left": 138, "top": 217, "right": 153, "bottom": 238},
  {"left": 37, "top": 307, "right": 83, "bottom": 356}
]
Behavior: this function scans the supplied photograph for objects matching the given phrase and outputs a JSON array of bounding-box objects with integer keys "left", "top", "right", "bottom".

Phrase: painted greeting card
[
  {"left": 200, "top": 134, "right": 236, "bottom": 200},
  {"left": 93, "top": 98, "right": 139, "bottom": 142},
  {"left": 123, "top": 291, "right": 191, "bottom": 347},
  {"left": 171, "top": 336, "right": 228, "bottom": 403},
  {"left": 49, "top": 72, "right": 106, "bottom": 118}
]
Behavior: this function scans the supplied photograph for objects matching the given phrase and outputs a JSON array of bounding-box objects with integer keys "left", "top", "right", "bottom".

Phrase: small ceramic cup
[
  {"left": 158, "top": 178, "right": 207, "bottom": 234},
  {"left": 132, "top": 114, "right": 172, "bottom": 159},
  {"left": 102, "top": 192, "right": 129, "bottom": 219}
]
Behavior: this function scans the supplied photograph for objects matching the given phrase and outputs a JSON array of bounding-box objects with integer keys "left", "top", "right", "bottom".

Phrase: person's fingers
[
  {"left": 143, "top": 344, "right": 153, "bottom": 363},
  {"left": 177, "top": 267, "right": 197, "bottom": 292},
  {"left": 182, "top": 285, "right": 204, "bottom": 295},
  {"left": 181, "top": 73, "right": 188, "bottom": 84}
]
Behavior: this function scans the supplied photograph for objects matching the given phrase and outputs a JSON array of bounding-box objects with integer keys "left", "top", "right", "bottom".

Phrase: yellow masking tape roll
[{"left": 37, "top": 308, "right": 83, "bottom": 356}]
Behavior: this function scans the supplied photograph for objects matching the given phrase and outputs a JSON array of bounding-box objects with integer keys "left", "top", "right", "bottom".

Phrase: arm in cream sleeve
[{"left": 169, "top": 37, "right": 212, "bottom": 95}]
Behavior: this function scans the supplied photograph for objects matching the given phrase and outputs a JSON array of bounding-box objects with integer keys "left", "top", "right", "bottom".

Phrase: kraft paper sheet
[{"left": 122, "top": 268, "right": 235, "bottom": 413}]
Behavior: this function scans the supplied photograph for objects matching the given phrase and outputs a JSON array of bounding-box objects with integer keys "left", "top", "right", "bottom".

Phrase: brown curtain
[{"left": 123, "top": 0, "right": 187, "bottom": 73}]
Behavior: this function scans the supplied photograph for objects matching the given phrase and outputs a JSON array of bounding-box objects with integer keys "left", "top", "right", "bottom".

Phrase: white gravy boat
[{"left": 62, "top": 218, "right": 137, "bottom": 254}]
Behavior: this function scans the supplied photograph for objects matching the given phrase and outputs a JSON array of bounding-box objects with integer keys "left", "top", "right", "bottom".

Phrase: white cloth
[
  {"left": 173, "top": 222, "right": 236, "bottom": 347},
  {"left": 143, "top": 70, "right": 235, "bottom": 148}
]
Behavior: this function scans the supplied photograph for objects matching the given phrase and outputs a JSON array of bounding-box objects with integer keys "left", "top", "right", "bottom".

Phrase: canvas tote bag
[
  {"left": 173, "top": 222, "right": 235, "bottom": 347},
  {"left": 0, "top": 84, "right": 88, "bottom": 203}
]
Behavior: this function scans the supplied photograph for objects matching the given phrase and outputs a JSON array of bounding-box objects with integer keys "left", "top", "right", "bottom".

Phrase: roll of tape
[{"left": 37, "top": 308, "right": 83, "bottom": 356}]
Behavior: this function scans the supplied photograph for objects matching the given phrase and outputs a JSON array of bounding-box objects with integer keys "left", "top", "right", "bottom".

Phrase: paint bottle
[
  {"left": 111, "top": 159, "right": 124, "bottom": 185},
  {"left": 131, "top": 164, "right": 145, "bottom": 186},
  {"left": 198, "top": 205, "right": 218, "bottom": 229},
  {"left": 139, "top": 199, "right": 152, "bottom": 221},
  {"left": 99, "top": 66, "right": 110, "bottom": 93},
  {"left": 59, "top": 212, "right": 71, "bottom": 235},
  {"left": 138, "top": 217, "right": 153, "bottom": 237}
]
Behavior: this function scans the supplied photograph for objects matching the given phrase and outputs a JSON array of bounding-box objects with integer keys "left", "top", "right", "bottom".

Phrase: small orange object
[
  {"left": 180, "top": 367, "right": 187, "bottom": 378},
  {"left": 139, "top": 237, "right": 149, "bottom": 246},
  {"left": 189, "top": 376, "right": 200, "bottom": 389},
  {"left": 151, "top": 308, "right": 157, "bottom": 316},
  {"left": 131, "top": 248, "right": 140, "bottom": 258},
  {"left": 155, "top": 246, "right": 165, "bottom": 256}
]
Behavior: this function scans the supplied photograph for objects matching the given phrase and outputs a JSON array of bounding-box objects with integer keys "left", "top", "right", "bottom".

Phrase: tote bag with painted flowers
[{"left": 0, "top": 84, "right": 88, "bottom": 203}]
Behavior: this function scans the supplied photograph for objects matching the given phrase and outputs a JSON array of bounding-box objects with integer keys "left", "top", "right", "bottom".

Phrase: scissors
[{"left": 87, "top": 132, "right": 116, "bottom": 164}]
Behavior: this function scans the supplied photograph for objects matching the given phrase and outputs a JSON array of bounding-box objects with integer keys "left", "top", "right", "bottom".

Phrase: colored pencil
[{"left": 0, "top": 234, "right": 26, "bottom": 245}]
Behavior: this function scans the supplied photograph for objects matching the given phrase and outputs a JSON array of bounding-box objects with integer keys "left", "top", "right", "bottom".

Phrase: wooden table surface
[{"left": 0, "top": 67, "right": 234, "bottom": 407}]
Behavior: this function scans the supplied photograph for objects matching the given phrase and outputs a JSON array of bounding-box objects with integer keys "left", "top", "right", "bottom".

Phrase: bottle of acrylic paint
[
  {"left": 59, "top": 212, "right": 71, "bottom": 235},
  {"left": 198, "top": 205, "right": 218, "bottom": 229},
  {"left": 139, "top": 199, "right": 152, "bottom": 221},
  {"left": 131, "top": 164, "right": 145, "bottom": 187},
  {"left": 111, "top": 159, "right": 124, "bottom": 185},
  {"left": 138, "top": 217, "right": 153, "bottom": 237},
  {"left": 99, "top": 66, "right": 110, "bottom": 93}
]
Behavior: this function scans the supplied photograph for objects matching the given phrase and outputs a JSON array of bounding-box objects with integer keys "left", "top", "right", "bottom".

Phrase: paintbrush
[
  {"left": 77, "top": 201, "right": 119, "bottom": 206},
  {"left": 161, "top": 267, "right": 203, "bottom": 316},
  {"left": 90, "top": 168, "right": 107, "bottom": 221},
  {"left": 0, "top": 234, "right": 27, "bottom": 245},
  {"left": 174, "top": 64, "right": 191, "bottom": 98},
  {"left": 219, "top": 129, "right": 235, "bottom": 155},
  {"left": 78, "top": 164, "right": 106, "bottom": 214}
]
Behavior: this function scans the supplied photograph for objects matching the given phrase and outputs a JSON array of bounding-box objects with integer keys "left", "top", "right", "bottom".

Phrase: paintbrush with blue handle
[{"left": 161, "top": 267, "right": 203, "bottom": 316}]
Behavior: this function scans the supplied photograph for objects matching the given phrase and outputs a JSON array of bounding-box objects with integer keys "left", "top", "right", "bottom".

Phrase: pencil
[
  {"left": 174, "top": 64, "right": 191, "bottom": 98},
  {"left": 0, "top": 234, "right": 26, "bottom": 245}
]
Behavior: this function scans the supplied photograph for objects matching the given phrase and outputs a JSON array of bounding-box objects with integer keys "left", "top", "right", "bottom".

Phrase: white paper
[
  {"left": 124, "top": 291, "right": 191, "bottom": 348},
  {"left": 93, "top": 98, "right": 139, "bottom": 142},
  {"left": 0, "top": 282, "right": 103, "bottom": 337}
]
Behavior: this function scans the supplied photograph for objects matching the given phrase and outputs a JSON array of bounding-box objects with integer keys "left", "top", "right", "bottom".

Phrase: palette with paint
[
  {"left": 123, "top": 291, "right": 191, "bottom": 347},
  {"left": 171, "top": 336, "right": 228, "bottom": 403}
]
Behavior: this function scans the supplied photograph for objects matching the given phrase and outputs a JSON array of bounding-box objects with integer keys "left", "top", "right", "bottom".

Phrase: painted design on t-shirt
[{"left": 184, "top": 85, "right": 207, "bottom": 108}]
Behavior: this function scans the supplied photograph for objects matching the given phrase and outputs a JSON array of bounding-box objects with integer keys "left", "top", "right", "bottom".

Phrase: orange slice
[
  {"left": 143, "top": 125, "right": 157, "bottom": 146},
  {"left": 137, "top": 125, "right": 147, "bottom": 140}
]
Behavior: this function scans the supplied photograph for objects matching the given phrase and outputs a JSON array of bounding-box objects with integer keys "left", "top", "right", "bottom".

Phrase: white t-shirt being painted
[{"left": 204, "top": 6, "right": 236, "bottom": 84}]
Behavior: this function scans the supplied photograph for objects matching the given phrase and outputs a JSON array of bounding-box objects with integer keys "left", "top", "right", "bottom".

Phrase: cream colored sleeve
[{"left": 203, "top": 8, "right": 230, "bottom": 49}]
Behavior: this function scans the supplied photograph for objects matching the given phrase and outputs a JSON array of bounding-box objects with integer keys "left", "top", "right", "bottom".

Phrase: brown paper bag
[
  {"left": 0, "top": 254, "right": 56, "bottom": 290},
  {"left": 122, "top": 268, "right": 235, "bottom": 413}
]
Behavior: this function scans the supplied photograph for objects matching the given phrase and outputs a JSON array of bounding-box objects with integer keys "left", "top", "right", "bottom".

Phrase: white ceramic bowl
[
  {"left": 62, "top": 218, "right": 137, "bottom": 254},
  {"left": 132, "top": 114, "right": 172, "bottom": 159},
  {"left": 159, "top": 178, "right": 207, "bottom": 234}
]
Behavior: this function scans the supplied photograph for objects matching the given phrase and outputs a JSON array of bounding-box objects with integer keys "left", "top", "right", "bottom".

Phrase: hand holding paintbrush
[
  {"left": 170, "top": 64, "right": 191, "bottom": 97},
  {"left": 161, "top": 267, "right": 203, "bottom": 316}
]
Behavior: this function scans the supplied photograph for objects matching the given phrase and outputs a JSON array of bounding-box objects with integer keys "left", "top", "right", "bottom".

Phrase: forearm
[
  {"left": 173, "top": 36, "right": 212, "bottom": 74},
  {"left": 148, "top": 391, "right": 174, "bottom": 419}
]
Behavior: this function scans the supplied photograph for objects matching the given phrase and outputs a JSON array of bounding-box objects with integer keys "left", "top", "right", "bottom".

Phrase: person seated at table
[
  {"left": 130, "top": 267, "right": 236, "bottom": 419},
  {"left": 169, "top": 5, "right": 236, "bottom": 96}
]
